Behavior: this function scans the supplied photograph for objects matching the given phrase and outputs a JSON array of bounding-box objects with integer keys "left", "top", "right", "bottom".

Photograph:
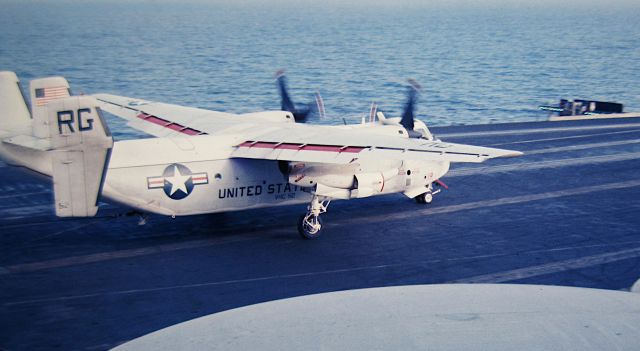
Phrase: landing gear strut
[{"left": 298, "top": 195, "right": 331, "bottom": 239}]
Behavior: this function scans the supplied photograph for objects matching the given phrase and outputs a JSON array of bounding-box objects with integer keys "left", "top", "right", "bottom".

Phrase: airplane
[{"left": 0, "top": 71, "right": 522, "bottom": 239}]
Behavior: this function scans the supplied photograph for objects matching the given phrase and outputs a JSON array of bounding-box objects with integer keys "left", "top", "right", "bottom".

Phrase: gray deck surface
[{"left": 1, "top": 118, "right": 640, "bottom": 350}]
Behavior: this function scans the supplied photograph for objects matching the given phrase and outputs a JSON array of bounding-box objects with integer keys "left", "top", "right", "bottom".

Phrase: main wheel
[{"left": 297, "top": 214, "right": 323, "bottom": 239}]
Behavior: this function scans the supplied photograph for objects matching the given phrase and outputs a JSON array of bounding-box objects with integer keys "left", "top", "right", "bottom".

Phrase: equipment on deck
[{"left": 540, "top": 99, "right": 624, "bottom": 116}]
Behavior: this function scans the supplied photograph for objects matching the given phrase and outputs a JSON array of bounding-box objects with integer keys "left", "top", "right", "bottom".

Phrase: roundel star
[{"left": 165, "top": 165, "right": 191, "bottom": 197}]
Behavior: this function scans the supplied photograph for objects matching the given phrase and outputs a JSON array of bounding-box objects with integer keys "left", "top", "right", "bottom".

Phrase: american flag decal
[{"left": 35, "top": 86, "right": 70, "bottom": 106}]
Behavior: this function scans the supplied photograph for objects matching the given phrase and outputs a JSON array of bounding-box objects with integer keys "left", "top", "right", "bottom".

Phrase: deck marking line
[
  {"left": 524, "top": 139, "right": 640, "bottom": 155},
  {"left": 449, "top": 152, "right": 640, "bottom": 178},
  {"left": 2, "top": 252, "right": 521, "bottom": 306},
  {"left": 2, "top": 179, "right": 640, "bottom": 277},
  {"left": 0, "top": 236, "right": 257, "bottom": 275},
  {"left": 0, "top": 191, "right": 50, "bottom": 200},
  {"left": 451, "top": 247, "right": 640, "bottom": 283},
  {"left": 488, "top": 128, "right": 640, "bottom": 147},
  {"left": 5, "top": 243, "right": 640, "bottom": 307},
  {"left": 439, "top": 123, "right": 640, "bottom": 138},
  {"left": 345, "top": 179, "right": 640, "bottom": 224}
]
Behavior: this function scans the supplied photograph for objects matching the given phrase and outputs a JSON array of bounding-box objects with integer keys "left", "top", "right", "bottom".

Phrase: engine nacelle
[
  {"left": 354, "top": 172, "right": 384, "bottom": 194},
  {"left": 288, "top": 163, "right": 397, "bottom": 199},
  {"left": 288, "top": 164, "right": 356, "bottom": 189}
]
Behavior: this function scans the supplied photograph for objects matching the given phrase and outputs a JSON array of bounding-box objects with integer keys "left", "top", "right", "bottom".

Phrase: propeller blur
[{"left": 0, "top": 70, "right": 522, "bottom": 239}]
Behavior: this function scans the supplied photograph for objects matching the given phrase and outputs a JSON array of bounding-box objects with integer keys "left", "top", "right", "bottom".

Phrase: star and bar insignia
[{"left": 147, "top": 163, "right": 208, "bottom": 200}]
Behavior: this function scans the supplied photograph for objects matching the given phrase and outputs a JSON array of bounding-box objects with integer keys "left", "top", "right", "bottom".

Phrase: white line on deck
[
  {"left": 0, "top": 235, "right": 259, "bottom": 276},
  {"left": 523, "top": 139, "right": 640, "bottom": 155},
  {"left": 3, "top": 179, "right": 640, "bottom": 279},
  {"left": 0, "top": 205, "right": 53, "bottom": 220},
  {"left": 3, "top": 150, "right": 638, "bottom": 219},
  {"left": 5, "top": 243, "right": 640, "bottom": 307},
  {"left": 449, "top": 152, "right": 640, "bottom": 177},
  {"left": 487, "top": 128, "right": 640, "bottom": 146},
  {"left": 439, "top": 123, "right": 640, "bottom": 138},
  {"left": 451, "top": 247, "right": 640, "bottom": 283},
  {"left": 344, "top": 179, "right": 640, "bottom": 224},
  {"left": 0, "top": 191, "right": 50, "bottom": 199}
]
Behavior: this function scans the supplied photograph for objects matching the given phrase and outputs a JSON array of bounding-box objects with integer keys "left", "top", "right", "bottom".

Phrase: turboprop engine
[
  {"left": 286, "top": 159, "right": 450, "bottom": 200},
  {"left": 286, "top": 162, "right": 395, "bottom": 199}
]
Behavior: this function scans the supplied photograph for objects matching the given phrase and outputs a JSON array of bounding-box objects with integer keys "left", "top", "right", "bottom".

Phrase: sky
[{"left": 2, "top": 0, "right": 639, "bottom": 8}]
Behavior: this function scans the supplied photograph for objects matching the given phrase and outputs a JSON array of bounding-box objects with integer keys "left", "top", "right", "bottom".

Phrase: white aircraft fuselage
[
  {"left": 0, "top": 71, "right": 517, "bottom": 239},
  {"left": 105, "top": 135, "right": 449, "bottom": 216},
  {"left": 0, "top": 131, "right": 449, "bottom": 217}
]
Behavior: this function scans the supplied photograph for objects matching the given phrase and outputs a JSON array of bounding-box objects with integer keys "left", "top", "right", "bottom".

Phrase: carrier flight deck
[{"left": 1, "top": 117, "right": 640, "bottom": 350}]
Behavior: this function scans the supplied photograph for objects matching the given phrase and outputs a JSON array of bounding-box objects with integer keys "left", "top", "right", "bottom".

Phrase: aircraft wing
[
  {"left": 231, "top": 124, "right": 523, "bottom": 164},
  {"left": 94, "top": 94, "right": 522, "bottom": 164},
  {"left": 93, "top": 93, "right": 243, "bottom": 137}
]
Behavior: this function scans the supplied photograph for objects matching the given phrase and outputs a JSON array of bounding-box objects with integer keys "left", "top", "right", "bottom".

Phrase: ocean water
[{"left": 1, "top": 1, "right": 639, "bottom": 139}]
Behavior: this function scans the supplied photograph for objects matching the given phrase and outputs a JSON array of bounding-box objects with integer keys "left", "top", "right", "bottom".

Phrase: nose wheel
[
  {"left": 415, "top": 191, "right": 434, "bottom": 204},
  {"left": 298, "top": 195, "right": 331, "bottom": 239},
  {"left": 415, "top": 181, "right": 445, "bottom": 204}
]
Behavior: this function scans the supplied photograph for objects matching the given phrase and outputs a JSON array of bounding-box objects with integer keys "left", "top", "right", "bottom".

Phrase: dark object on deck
[{"left": 540, "top": 99, "right": 624, "bottom": 116}]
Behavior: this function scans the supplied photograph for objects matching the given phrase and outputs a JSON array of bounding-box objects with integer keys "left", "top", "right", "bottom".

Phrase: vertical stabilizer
[
  {"left": 47, "top": 96, "right": 113, "bottom": 217},
  {"left": 0, "top": 74, "right": 113, "bottom": 217},
  {"left": 0, "top": 71, "right": 31, "bottom": 134},
  {"left": 30, "top": 76, "right": 70, "bottom": 138}
]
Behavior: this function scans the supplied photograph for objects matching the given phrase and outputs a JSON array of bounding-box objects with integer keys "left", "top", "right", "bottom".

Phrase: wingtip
[
  {"left": 485, "top": 149, "right": 524, "bottom": 159},
  {"left": 504, "top": 150, "right": 524, "bottom": 157}
]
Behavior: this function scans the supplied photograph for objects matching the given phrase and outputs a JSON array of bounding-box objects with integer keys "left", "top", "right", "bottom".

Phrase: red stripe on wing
[{"left": 136, "top": 113, "right": 208, "bottom": 136}]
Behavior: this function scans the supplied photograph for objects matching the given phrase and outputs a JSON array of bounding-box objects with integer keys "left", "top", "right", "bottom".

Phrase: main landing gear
[{"left": 298, "top": 195, "right": 331, "bottom": 239}]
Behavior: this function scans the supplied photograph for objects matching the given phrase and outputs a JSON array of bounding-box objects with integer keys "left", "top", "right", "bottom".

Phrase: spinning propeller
[
  {"left": 275, "top": 69, "right": 314, "bottom": 123},
  {"left": 400, "top": 79, "right": 424, "bottom": 138},
  {"left": 275, "top": 71, "right": 430, "bottom": 140}
]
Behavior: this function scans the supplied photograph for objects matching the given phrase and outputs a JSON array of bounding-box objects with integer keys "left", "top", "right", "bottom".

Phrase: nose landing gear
[
  {"left": 415, "top": 180, "right": 446, "bottom": 205},
  {"left": 415, "top": 190, "right": 434, "bottom": 204}
]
